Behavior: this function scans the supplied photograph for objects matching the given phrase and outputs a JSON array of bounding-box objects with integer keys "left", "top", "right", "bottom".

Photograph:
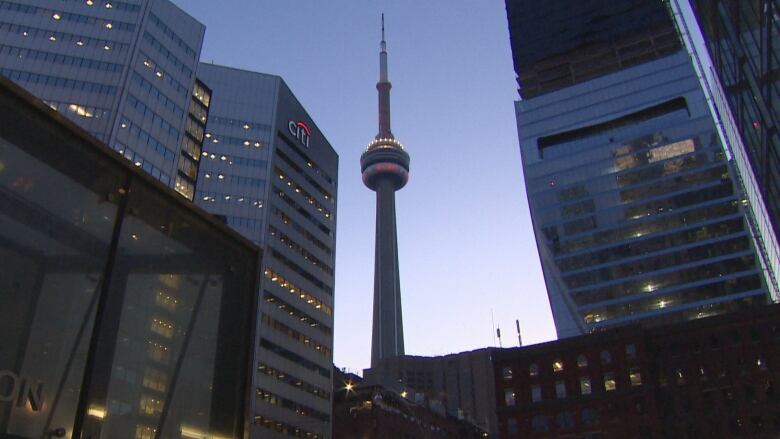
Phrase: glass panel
[
  {"left": 80, "top": 181, "right": 256, "bottom": 438},
  {"left": 0, "top": 117, "right": 123, "bottom": 436}
]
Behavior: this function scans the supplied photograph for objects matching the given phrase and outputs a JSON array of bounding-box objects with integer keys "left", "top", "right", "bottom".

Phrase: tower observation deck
[{"left": 361, "top": 15, "right": 410, "bottom": 368}]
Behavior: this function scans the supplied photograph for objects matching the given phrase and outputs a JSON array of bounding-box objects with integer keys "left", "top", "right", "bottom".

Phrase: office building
[
  {"left": 505, "top": 0, "right": 771, "bottom": 337},
  {"left": 0, "top": 76, "right": 258, "bottom": 438},
  {"left": 0, "top": 0, "right": 208, "bottom": 200},
  {"left": 0, "top": 2, "right": 340, "bottom": 437},
  {"left": 667, "top": 0, "right": 780, "bottom": 300},
  {"left": 493, "top": 303, "right": 780, "bottom": 438},
  {"left": 364, "top": 349, "right": 499, "bottom": 436},
  {"left": 361, "top": 16, "right": 410, "bottom": 369},
  {"left": 195, "top": 63, "right": 338, "bottom": 439}
]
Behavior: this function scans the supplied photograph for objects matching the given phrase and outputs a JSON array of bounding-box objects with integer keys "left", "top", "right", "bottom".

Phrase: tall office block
[
  {"left": 196, "top": 63, "right": 338, "bottom": 439},
  {"left": 0, "top": 0, "right": 207, "bottom": 200},
  {"left": 505, "top": 0, "right": 770, "bottom": 337},
  {"left": 667, "top": 0, "right": 780, "bottom": 300},
  {"left": 361, "top": 17, "right": 410, "bottom": 369}
]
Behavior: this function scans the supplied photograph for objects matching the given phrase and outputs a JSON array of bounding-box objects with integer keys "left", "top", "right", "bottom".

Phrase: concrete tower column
[{"left": 361, "top": 15, "right": 410, "bottom": 368}]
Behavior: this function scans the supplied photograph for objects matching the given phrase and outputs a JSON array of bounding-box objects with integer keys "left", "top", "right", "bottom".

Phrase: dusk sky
[{"left": 180, "top": 0, "right": 557, "bottom": 373}]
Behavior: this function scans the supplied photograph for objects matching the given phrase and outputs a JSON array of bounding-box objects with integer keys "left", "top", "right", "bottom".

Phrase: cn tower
[{"left": 361, "top": 14, "right": 410, "bottom": 369}]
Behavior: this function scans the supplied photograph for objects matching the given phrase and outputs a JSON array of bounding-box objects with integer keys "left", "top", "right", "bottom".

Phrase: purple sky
[{"left": 178, "top": 0, "right": 557, "bottom": 373}]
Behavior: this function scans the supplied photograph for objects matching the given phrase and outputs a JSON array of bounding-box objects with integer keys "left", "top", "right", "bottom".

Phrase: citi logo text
[{"left": 288, "top": 120, "right": 311, "bottom": 148}]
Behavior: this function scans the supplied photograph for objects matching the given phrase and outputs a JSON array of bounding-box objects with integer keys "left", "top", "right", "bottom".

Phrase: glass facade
[
  {"left": 0, "top": 0, "right": 205, "bottom": 196},
  {"left": 0, "top": 78, "right": 258, "bottom": 438},
  {"left": 504, "top": 0, "right": 681, "bottom": 99},
  {"left": 513, "top": 42, "right": 770, "bottom": 335},
  {"left": 195, "top": 64, "right": 338, "bottom": 439},
  {"left": 689, "top": 0, "right": 780, "bottom": 235},
  {"left": 668, "top": 0, "right": 780, "bottom": 300}
]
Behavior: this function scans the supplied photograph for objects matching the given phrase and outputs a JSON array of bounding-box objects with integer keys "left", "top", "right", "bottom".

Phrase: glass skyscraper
[
  {"left": 0, "top": 0, "right": 207, "bottom": 200},
  {"left": 668, "top": 0, "right": 780, "bottom": 300},
  {"left": 505, "top": 0, "right": 771, "bottom": 337},
  {"left": 1, "top": 2, "right": 339, "bottom": 438},
  {"left": 196, "top": 63, "right": 337, "bottom": 439}
]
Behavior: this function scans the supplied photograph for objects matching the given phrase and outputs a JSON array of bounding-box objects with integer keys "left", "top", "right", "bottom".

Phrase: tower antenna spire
[{"left": 361, "top": 12, "right": 410, "bottom": 369}]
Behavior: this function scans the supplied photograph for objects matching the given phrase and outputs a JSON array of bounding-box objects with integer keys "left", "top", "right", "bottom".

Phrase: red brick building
[{"left": 493, "top": 305, "right": 780, "bottom": 438}]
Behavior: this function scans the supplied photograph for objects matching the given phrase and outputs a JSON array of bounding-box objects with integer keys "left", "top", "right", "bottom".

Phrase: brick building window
[
  {"left": 531, "top": 384, "right": 542, "bottom": 402},
  {"left": 556, "top": 381, "right": 567, "bottom": 399},
  {"left": 580, "top": 376, "right": 592, "bottom": 395},
  {"left": 626, "top": 343, "right": 637, "bottom": 360},
  {"left": 502, "top": 366, "right": 514, "bottom": 380},
  {"left": 629, "top": 368, "right": 642, "bottom": 386},
  {"left": 577, "top": 354, "right": 588, "bottom": 368},
  {"left": 604, "top": 372, "right": 616, "bottom": 391},
  {"left": 529, "top": 363, "right": 539, "bottom": 377},
  {"left": 504, "top": 388, "right": 516, "bottom": 406},
  {"left": 531, "top": 415, "right": 550, "bottom": 433}
]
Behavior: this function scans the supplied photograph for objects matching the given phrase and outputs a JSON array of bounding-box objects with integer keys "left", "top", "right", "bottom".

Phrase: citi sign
[{"left": 288, "top": 120, "right": 311, "bottom": 148}]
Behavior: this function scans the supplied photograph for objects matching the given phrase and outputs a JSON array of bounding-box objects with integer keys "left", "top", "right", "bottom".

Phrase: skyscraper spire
[
  {"left": 377, "top": 13, "right": 392, "bottom": 139},
  {"left": 361, "top": 13, "right": 410, "bottom": 369}
]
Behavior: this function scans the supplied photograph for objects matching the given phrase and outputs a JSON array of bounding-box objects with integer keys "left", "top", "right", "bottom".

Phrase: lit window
[
  {"left": 243, "top": 124, "right": 250, "bottom": 130},
  {"left": 243, "top": 140, "right": 250, "bottom": 146},
  {"left": 150, "top": 318, "right": 174, "bottom": 338},
  {"left": 105, "top": 22, "right": 113, "bottom": 29},
  {"left": 142, "top": 368, "right": 167, "bottom": 392},
  {"left": 675, "top": 368, "right": 685, "bottom": 385},
  {"left": 105, "top": 2, "right": 113, "bottom": 8},
  {"left": 103, "top": 45, "right": 111, "bottom": 51},
  {"left": 49, "top": 35, "right": 57, "bottom": 41},
  {"left": 155, "top": 71, "right": 163, "bottom": 78},
  {"left": 155, "top": 292, "right": 178, "bottom": 311},
  {"left": 529, "top": 363, "right": 539, "bottom": 377},
  {"left": 147, "top": 341, "right": 169, "bottom": 364},
  {"left": 139, "top": 395, "right": 162, "bottom": 415},
  {"left": 86, "top": 0, "right": 93, "bottom": 5},
  {"left": 530, "top": 384, "right": 542, "bottom": 402},
  {"left": 135, "top": 425, "right": 156, "bottom": 439},
  {"left": 76, "top": 41, "right": 84, "bottom": 46},
  {"left": 52, "top": 13, "right": 61, "bottom": 20},
  {"left": 504, "top": 389, "right": 516, "bottom": 406},
  {"left": 555, "top": 381, "right": 566, "bottom": 399},
  {"left": 553, "top": 360, "right": 564, "bottom": 372},
  {"left": 501, "top": 366, "right": 513, "bottom": 380},
  {"left": 22, "top": 31, "right": 28, "bottom": 36},
  {"left": 577, "top": 354, "right": 588, "bottom": 368},
  {"left": 604, "top": 373, "right": 616, "bottom": 391},
  {"left": 580, "top": 376, "right": 592, "bottom": 395},
  {"left": 629, "top": 368, "right": 642, "bottom": 386}
]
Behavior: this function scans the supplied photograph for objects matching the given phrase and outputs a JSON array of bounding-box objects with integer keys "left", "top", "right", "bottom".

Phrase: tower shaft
[
  {"left": 362, "top": 14, "right": 409, "bottom": 368},
  {"left": 371, "top": 177, "right": 405, "bottom": 368}
]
